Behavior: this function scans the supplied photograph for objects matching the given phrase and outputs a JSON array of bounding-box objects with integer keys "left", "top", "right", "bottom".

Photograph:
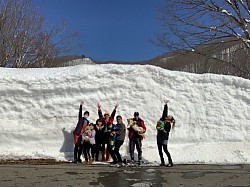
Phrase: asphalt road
[{"left": 0, "top": 164, "right": 250, "bottom": 187}]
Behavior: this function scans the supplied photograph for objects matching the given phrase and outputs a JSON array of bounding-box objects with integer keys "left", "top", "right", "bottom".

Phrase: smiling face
[{"left": 104, "top": 114, "right": 109, "bottom": 119}]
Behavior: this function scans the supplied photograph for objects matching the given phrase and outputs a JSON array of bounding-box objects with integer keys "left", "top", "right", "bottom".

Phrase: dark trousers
[
  {"left": 157, "top": 142, "right": 172, "bottom": 164},
  {"left": 74, "top": 144, "right": 83, "bottom": 161},
  {"left": 83, "top": 142, "right": 91, "bottom": 161},
  {"left": 91, "top": 144, "right": 97, "bottom": 160},
  {"left": 110, "top": 140, "right": 124, "bottom": 162},
  {"left": 129, "top": 136, "right": 142, "bottom": 161},
  {"left": 95, "top": 142, "right": 105, "bottom": 161}
]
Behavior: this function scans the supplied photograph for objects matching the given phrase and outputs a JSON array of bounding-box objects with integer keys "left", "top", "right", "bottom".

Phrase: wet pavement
[
  {"left": 99, "top": 167, "right": 162, "bottom": 187},
  {"left": 0, "top": 164, "right": 250, "bottom": 187}
]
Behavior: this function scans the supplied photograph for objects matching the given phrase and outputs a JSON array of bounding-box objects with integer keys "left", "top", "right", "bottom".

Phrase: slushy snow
[{"left": 0, "top": 64, "right": 249, "bottom": 164}]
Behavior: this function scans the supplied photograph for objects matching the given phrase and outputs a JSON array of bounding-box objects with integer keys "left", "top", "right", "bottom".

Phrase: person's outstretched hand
[
  {"left": 164, "top": 99, "right": 169, "bottom": 104},
  {"left": 115, "top": 103, "right": 119, "bottom": 109},
  {"left": 97, "top": 103, "right": 101, "bottom": 109}
]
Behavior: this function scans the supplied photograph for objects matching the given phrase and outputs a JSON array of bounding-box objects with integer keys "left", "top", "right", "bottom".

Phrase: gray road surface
[{"left": 0, "top": 164, "right": 250, "bottom": 187}]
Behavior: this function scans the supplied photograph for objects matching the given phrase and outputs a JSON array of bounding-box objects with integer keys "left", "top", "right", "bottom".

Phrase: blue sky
[{"left": 34, "top": 0, "right": 165, "bottom": 62}]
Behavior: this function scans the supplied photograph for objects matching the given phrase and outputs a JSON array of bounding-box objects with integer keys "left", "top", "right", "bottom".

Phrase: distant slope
[
  {"left": 36, "top": 38, "right": 249, "bottom": 79},
  {"left": 95, "top": 38, "right": 250, "bottom": 79}
]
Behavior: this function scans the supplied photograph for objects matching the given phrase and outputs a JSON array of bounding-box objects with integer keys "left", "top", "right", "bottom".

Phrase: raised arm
[
  {"left": 160, "top": 100, "right": 169, "bottom": 121},
  {"left": 97, "top": 103, "right": 103, "bottom": 119},
  {"left": 78, "top": 101, "right": 84, "bottom": 120},
  {"left": 110, "top": 103, "right": 119, "bottom": 119}
]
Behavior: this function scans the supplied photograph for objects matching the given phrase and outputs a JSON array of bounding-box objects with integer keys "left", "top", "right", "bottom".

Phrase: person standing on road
[
  {"left": 82, "top": 123, "right": 96, "bottom": 164},
  {"left": 108, "top": 122, "right": 119, "bottom": 153},
  {"left": 109, "top": 115, "right": 126, "bottom": 165},
  {"left": 156, "top": 100, "right": 175, "bottom": 167},
  {"left": 94, "top": 119, "right": 105, "bottom": 161},
  {"left": 73, "top": 101, "right": 89, "bottom": 163},
  {"left": 128, "top": 112, "right": 146, "bottom": 165},
  {"left": 97, "top": 103, "right": 118, "bottom": 162}
]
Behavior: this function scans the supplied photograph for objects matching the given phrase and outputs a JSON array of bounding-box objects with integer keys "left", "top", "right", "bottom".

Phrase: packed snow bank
[{"left": 0, "top": 64, "right": 249, "bottom": 164}]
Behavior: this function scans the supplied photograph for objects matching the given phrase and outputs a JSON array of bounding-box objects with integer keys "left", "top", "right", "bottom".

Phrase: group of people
[{"left": 72, "top": 100, "right": 175, "bottom": 167}]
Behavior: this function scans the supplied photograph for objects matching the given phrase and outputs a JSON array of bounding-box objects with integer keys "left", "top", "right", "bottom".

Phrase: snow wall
[{"left": 0, "top": 64, "right": 249, "bottom": 164}]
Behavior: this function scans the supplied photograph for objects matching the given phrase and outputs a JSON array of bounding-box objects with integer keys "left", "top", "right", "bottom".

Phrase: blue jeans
[{"left": 129, "top": 136, "right": 142, "bottom": 161}]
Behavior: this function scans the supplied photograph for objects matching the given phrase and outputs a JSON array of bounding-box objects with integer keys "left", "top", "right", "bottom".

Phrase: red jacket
[
  {"left": 98, "top": 108, "right": 116, "bottom": 128},
  {"left": 128, "top": 118, "right": 146, "bottom": 140}
]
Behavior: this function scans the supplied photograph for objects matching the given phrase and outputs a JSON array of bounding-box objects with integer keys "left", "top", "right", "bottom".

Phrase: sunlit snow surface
[{"left": 0, "top": 64, "right": 249, "bottom": 164}]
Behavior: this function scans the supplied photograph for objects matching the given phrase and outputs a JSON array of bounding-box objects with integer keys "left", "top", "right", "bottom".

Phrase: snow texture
[{"left": 0, "top": 64, "right": 249, "bottom": 164}]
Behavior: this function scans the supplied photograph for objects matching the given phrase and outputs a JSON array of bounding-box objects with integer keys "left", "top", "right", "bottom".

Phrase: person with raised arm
[
  {"left": 73, "top": 101, "right": 89, "bottom": 163},
  {"left": 156, "top": 100, "right": 175, "bottom": 167},
  {"left": 97, "top": 103, "right": 118, "bottom": 162}
]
